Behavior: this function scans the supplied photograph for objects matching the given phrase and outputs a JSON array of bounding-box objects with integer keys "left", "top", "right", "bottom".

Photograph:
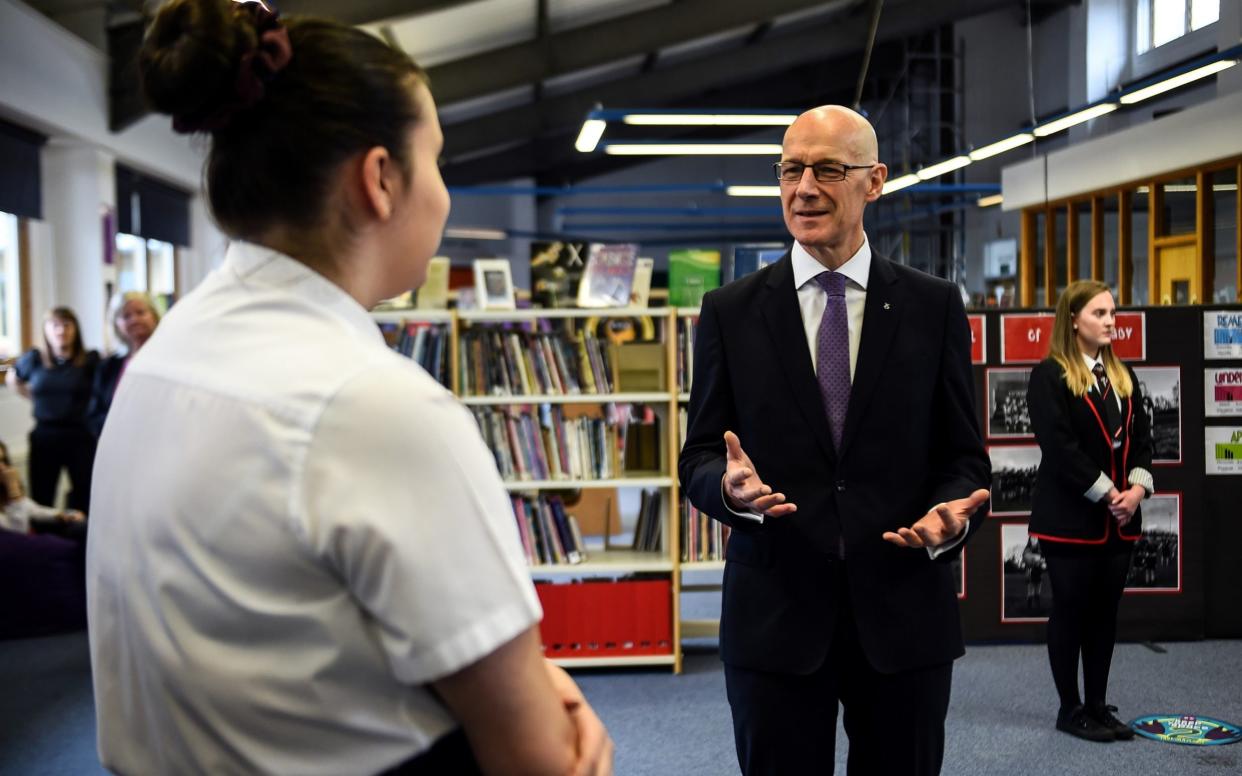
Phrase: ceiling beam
[
  {"left": 440, "top": 0, "right": 1014, "bottom": 161},
  {"left": 426, "top": 0, "right": 858, "bottom": 106},
  {"left": 279, "top": 0, "right": 476, "bottom": 26}
]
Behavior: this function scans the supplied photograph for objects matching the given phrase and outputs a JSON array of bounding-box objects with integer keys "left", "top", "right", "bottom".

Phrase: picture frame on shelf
[{"left": 473, "top": 258, "right": 516, "bottom": 310}]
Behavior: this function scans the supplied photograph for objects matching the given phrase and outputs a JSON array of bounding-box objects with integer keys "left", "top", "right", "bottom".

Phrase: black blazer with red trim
[
  {"left": 1026, "top": 357, "right": 1153, "bottom": 544},
  {"left": 677, "top": 252, "right": 990, "bottom": 675}
]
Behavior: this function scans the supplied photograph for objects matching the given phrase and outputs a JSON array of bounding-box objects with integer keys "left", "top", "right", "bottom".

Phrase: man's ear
[
  {"left": 866, "top": 163, "right": 888, "bottom": 202},
  {"left": 359, "top": 145, "right": 394, "bottom": 221}
]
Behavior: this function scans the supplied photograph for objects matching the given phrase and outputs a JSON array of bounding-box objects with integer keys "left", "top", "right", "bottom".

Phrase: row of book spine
[
  {"left": 471, "top": 404, "right": 622, "bottom": 481},
  {"left": 632, "top": 489, "right": 664, "bottom": 553},
  {"left": 511, "top": 494, "right": 586, "bottom": 566},
  {"left": 677, "top": 316, "right": 697, "bottom": 393},
  {"left": 459, "top": 326, "right": 615, "bottom": 396},
  {"left": 681, "top": 499, "right": 729, "bottom": 562},
  {"left": 381, "top": 322, "right": 451, "bottom": 387}
]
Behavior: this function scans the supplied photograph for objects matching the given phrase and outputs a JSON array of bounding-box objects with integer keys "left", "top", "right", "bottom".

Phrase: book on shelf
[
  {"left": 577, "top": 243, "right": 639, "bottom": 308},
  {"left": 378, "top": 320, "right": 451, "bottom": 388},
  {"left": 630, "top": 257, "right": 654, "bottom": 307},
  {"left": 458, "top": 322, "right": 621, "bottom": 397},
  {"left": 725, "top": 244, "right": 785, "bottom": 284},
  {"left": 622, "top": 409, "right": 662, "bottom": 476},
  {"left": 470, "top": 404, "right": 628, "bottom": 482},
  {"left": 667, "top": 248, "right": 721, "bottom": 308},
  {"left": 680, "top": 498, "right": 729, "bottom": 562},
  {"left": 632, "top": 488, "right": 664, "bottom": 553},
  {"left": 676, "top": 315, "right": 697, "bottom": 396},
  {"left": 530, "top": 241, "right": 588, "bottom": 308},
  {"left": 511, "top": 494, "right": 586, "bottom": 565},
  {"left": 416, "top": 256, "right": 450, "bottom": 309}
]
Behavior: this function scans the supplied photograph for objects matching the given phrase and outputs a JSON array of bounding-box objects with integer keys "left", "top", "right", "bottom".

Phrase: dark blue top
[
  {"left": 87, "top": 353, "right": 128, "bottom": 438},
  {"left": 14, "top": 348, "right": 100, "bottom": 425}
]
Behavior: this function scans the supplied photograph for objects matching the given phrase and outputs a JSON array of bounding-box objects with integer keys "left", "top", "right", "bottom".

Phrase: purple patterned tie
[{"left": 814, "top": 271, "right": 851, "bottom": 453}]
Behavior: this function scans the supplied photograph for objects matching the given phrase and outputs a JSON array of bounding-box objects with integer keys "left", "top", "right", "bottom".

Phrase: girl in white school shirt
[{"left": 87, "top": 1, "right": 611, "bottom": 774}]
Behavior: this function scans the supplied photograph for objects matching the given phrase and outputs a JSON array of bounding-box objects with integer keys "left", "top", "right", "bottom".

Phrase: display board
[{"left": 961, "top": 305, "right": 1242, "bottom": 642}]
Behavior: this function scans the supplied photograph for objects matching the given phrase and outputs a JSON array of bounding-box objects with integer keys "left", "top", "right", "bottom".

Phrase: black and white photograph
[
  {"left": 951, "top": 551, "right": 966, "bottom": 600},
  {"left": 1133, "top": 365, "right": 1182, "bottom": 464},
  {"left": 988, "top": 445, "right": 1041, "bottom": 516},
  {"left": 1000, "top": 523, "right": 1051, "bottom": 623},
  {"left": 986, "top": 368, "right": 1033, "bottom": 438},
  {"left": 472, "top": 258, "right": 516, "bottom": 310},
  {"left": 1125, "top": 492, "right": 1181, "bottom": 593}
]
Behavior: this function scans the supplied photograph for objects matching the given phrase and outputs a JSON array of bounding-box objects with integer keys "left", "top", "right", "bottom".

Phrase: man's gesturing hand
[
  {"left": 882, "top": 489, "right": 991, "bottom": 549},
  {"left": 722, "top": 430, "right": 797, "bottom": 517}
]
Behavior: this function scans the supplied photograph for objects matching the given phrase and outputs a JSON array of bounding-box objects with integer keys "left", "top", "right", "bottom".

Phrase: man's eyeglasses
[{"left": 773, "top": 161, "right": 876, "bottom": 183}]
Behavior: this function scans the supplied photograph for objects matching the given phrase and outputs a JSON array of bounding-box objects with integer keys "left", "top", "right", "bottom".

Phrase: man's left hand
[{"left": 882, "top": 489, "right": 991, "bottom": 549}]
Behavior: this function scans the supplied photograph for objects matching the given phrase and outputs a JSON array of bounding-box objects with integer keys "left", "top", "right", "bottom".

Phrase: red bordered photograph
[
  {"left": 1132, "top": 365, "right": 1182, "bottom": 465},
  {"left": 1000, "top": 523, "right": 1050, "bottom": 623},
  {"left": 985, "top": 368, "right": 1033, "bottom": 439},
  {"left": 1124, "top": 492, "right": 1182, "bottom": 594},
  {"left": 987, "top": 444, "right": 1041, "bottom": 516}
]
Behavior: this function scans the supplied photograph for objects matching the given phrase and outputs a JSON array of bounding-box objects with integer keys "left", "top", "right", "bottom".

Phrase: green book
[{"left": 668, "top": 249, "right": 721, "bottom": 308}]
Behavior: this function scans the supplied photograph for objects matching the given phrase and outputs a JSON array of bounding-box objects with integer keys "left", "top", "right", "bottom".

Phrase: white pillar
[{"left": 39, "top": 140, "right": 114, "bottom": 352}]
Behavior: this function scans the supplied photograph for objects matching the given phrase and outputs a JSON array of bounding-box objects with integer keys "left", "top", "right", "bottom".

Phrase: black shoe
[
  {"left": 1087, "top": 703, "right": 1136, "bottom": 740},
  {"left": 1056, "top": 705, "right": 1115, "bottom": 742}
]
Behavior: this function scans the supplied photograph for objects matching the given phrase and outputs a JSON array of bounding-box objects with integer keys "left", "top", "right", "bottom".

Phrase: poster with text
[
  {"left": 1205, "top": 427, "right": 1242, "bottom": 474},
  {"left": 1203, "top": 310, "right": 1242, "bottom": 359},
  {"left": 1205, "top": 368, "right": 1242, "bottom": 417},
  {"left": 1133, "top": 366, "right": 1182, "bottom": 464},
  {"left": 1000, "top": 523, "right": 1050, "bottom": 623},
  {"left": 1124, "top": 493, "right": 1181, "bottom": 594}
]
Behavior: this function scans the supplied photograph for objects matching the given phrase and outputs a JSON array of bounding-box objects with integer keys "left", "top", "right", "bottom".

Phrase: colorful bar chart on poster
[
  {"left": 1205, "top": 427, "right": 1242, "bottom": 474},
  {"left": 1204, "top": 310, "right": 1242, "bottom": 359},
  {"left": 1205, "top": 368, "right": 1242, "bottom": 416}
]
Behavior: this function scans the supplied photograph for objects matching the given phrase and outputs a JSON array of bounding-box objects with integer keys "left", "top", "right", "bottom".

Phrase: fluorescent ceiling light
[
  {"left": 603, "top": 143, "right": 783, "bottom": 155},
  {"left": 882, "top": 174, "right": 920, "bottom": 195},
  {"left": 726, "top": 185, "right": 781, "bottom": 197},
  {"left": 968, "top": 133, "right": 1034, "bottom": 161},
  {"left": 977, "top": 194, "right": 1004, "bottom": 208},
  {"left": 444, "top": 227, "right": 507, "bottom": 240},
  {"left": 1120, "top": 59, "right": 1237, "bottom": 104},
  {"left": 916, "top": 156, "right": 971, "bottom": 180},
  {"left": 575, "top": 119, "right": 607, "bottom": 152},
  {"left": 1032, "top": 103, "right": 1117, "bottom": 137},
  {"left": 622, "top": 114, "right": 797, "bottom": 126}
]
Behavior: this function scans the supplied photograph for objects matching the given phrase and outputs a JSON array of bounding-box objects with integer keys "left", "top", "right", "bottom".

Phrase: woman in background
[
  {"left": 88, "top": 1, "right": 611, "bottom": 774},
  {"left": 88, "top": 291, "right": 161, "bottom": 437},
  {"left": 6, "top": 307, "right": 98, "bottom": 512},
  {"left": 1027, "top": 279, "right": 1153, "bottom": 743}
]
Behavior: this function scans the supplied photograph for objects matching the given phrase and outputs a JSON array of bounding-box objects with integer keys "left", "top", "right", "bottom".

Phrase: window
[
  {"left": 115, "top": 232, "right": 149, "bottom": 293},
  {"left": 0, "top": 212, "right": 20, "bottom": 358},
  {"left": 115, "top": 233, "right": 177, "bottom": 317},
  {"left": 1137, "top": 0, "right": 1219, "bottom": 54}
]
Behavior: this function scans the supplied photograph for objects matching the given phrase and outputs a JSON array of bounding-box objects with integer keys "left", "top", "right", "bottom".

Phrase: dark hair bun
[{"left": 139, "top": 0, "right": 259, "bottom": 125}]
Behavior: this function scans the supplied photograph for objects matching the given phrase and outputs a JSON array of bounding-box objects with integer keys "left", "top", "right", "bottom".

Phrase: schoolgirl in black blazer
[{"left": 1026, "top": 280, "right": 1154, "bottom": 745}]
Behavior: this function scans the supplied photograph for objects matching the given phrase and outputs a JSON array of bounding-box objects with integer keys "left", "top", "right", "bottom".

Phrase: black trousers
[
  {"left": 27, "top": 424, "right": 95, "bottom": 513},
  {"left": 1043, "top": 543, "right": 1133, "bottom": 711},
  {"left": 724, "top": 564, "right": 954, "bottom": 776}
]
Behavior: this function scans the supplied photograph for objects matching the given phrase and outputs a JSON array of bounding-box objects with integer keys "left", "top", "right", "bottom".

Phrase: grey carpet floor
[{"left": 2, "top": 632, "right": 1240, "bottom": 775}]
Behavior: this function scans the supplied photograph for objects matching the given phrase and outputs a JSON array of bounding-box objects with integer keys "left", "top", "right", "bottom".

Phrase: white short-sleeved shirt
[{"left": 87, "top": 241, "right": 541, "bottom": 775}]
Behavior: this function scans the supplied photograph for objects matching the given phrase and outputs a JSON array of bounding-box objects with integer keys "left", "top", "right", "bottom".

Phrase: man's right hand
[{"left": 722, "top": 430, "right": 797, "bottom": 517}]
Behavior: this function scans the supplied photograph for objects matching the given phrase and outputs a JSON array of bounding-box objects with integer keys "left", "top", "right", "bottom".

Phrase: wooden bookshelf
[{"left": 375, "top": 306, "right": 688, "bottom": 672}]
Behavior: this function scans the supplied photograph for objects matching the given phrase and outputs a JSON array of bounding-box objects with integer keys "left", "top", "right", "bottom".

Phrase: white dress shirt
[{"left": 88, "top": 242, "right": 541, "bottom": 775}]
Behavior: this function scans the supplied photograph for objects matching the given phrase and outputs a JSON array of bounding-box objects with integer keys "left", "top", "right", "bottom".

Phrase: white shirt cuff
[
  {"left": 1085, "top": 472, "right": 1113, "bottom": 502},
  {"left": 1128, "top": 467, "right": 1154, "bottom": 498},
  {"left": 720, "top": 479, "right": 764, "bottom": 523},
  {"left": 926, "top": 524, "right": 968, "bottom": 560}
]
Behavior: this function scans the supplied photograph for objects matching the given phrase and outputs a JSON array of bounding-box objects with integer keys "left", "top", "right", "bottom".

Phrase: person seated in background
[
  {"left": 0, "top": 439, "right": 85, "bottom": 540},
  {"left": 88, "top": 291, "right": 162, "bottom": 437},
  {"left": 6, "top": 306, "right": 99, "bottom": 512}
]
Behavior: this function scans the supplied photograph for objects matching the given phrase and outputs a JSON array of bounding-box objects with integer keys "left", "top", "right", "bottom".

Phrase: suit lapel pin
[{"left": 883, "top": 302, "right": 891, "bottom": 310}]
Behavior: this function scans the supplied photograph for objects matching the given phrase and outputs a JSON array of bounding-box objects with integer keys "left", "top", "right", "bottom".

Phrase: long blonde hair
[{"left": 1048, "top": 280, "right": 1133, "bottom": 398}]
